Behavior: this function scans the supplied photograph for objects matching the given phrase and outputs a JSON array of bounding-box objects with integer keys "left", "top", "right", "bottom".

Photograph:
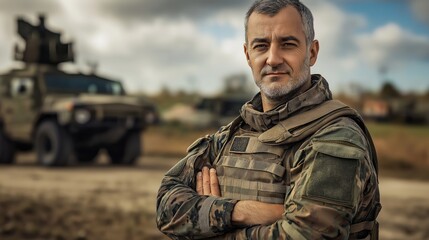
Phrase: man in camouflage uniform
[{"left": 156, "top": 0, "right": 381, "bottom": 239}]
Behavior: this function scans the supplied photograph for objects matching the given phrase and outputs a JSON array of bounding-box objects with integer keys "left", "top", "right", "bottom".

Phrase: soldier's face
[{"left": 244, "top": 6, "right": 319, "bottom": 101}]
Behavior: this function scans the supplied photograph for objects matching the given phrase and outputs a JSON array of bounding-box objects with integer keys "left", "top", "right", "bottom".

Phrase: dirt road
[{"left": 1, "top": 154, "right": 428, "bottom": 240}]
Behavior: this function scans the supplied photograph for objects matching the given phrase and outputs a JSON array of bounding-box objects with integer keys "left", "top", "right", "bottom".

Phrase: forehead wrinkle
[{"left": 248, "top": 24, "right": 304, "bottom": 44}]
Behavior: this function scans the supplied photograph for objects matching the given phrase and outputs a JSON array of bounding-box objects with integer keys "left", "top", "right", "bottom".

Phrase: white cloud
[
  {"left": 357, "top": 23, "right": 429, "bottom": 72},
  {"left": 310, "top": 1, "right": 366, "bottom": 56},
  {"left": 0, "top": 0, "right": 251, "bottom": 94},
  {"left": 1, "top": 0, "right": 428, "bottom": 95},
  {"left": 81, "top": 17, "right": 249, "bottom": 94},
  {"left": 306, "top": 0, "right": 429, "bottom": 92},
  {"left": 302, "top": 0, "right": 369, "bottom": 91}
]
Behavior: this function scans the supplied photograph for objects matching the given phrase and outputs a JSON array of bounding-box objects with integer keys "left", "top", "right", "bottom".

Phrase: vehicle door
[{"left": 2, "top": 77, "right": 38, "bottom": 141}]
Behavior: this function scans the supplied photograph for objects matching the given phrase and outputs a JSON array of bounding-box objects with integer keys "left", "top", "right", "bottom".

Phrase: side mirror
[{"left": 18, "top": 84, "right": 27, "bottom": 94}]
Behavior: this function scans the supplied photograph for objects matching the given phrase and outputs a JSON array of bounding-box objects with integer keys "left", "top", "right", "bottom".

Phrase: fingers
[
  {"left": 210, "top": 168, "right": 221, "bottom": 197},
  {"left": 196, "top": 172, "right": 203, "bottom": 195},
  {"left": 202, "top": 167, "right": 211, "bottom": 195},
  {"left": 196, "top": 167, "right": 221, "bottom": 197}
]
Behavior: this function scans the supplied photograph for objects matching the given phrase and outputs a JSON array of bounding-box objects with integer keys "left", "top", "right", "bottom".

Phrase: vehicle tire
[
  {"left": 107, "top": 131, "right": 141, "bottom": 165},
  {"left": 35, "top": 121, "right": 74, "bottom": 166},
  {"left": 76, "top": 148, "right": 99, "bottom": 163},
  {"left": 0, "top": 131, "right": 15, "bottom": 164}
]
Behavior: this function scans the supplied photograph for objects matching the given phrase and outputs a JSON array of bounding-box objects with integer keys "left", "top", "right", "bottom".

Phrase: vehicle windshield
[
  {"left": 44, "top": 74, "right": 124, "bottom": 95},
  {"left": 195, "top": 98, "right": 245, "bottom": 116}
]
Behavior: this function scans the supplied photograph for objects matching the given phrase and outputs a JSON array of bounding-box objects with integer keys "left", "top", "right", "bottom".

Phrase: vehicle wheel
[
  {"left": 76, "top": 148, "right": 99, "bottom": 163},
  {"left": 0, "top": 131, "right": 15, "bottom": 164},
  {"left": 35, "top": 121, "right": 74, "bottom": 166},
  {"left": 107, "top": 131, "right": 141, "bottom": 165}
]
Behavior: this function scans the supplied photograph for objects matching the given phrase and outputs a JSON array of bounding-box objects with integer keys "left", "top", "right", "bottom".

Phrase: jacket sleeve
[
  {"left": 210, "top": 120, "right": 376, "bottom": 239},
  {"left": 156, "top": 126, "right": 238, "bottom": 239}
]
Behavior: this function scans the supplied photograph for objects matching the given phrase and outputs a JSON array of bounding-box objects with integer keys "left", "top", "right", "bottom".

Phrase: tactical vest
[{"left": 214, "top": 100, "right": 380, "bottom": 239}]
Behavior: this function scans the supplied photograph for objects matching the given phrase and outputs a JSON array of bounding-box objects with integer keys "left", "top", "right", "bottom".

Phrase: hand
[
  {"left": 196, "top": 167, "right": 283, "bottom": 226},
  {"left": 196, "top": 166, "right": 221, "bottom": 197},
  {"left": 232, "top": 200, "right": 284, "bottom": 226}
]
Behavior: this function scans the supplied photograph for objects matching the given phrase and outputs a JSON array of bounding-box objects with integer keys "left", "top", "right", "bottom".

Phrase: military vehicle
[
  {"left": 163, "top": 94, "right": 250, "bottom": 129},
  {"left": 0, "top": 15, "right": 158, "bottom": 166},
  {"left": 193, "top": 95, "right": 249, "bottom": 127}
]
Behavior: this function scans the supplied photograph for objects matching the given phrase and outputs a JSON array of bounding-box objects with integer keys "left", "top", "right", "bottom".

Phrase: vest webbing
[
  {"left": 226, "top": 100, "right": 378, "bottom": 178},
  {"left": 225, "top": 100, "right": 380, "bottom": 239}
]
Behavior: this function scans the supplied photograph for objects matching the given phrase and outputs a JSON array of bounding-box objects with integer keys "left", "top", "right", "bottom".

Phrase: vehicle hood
[{"left": 42, "top": 94, "right": 144, "bottom": 112}]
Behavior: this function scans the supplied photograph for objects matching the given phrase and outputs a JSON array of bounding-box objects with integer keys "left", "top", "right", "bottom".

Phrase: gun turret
[{"left": 14, "top": 14, "right": 74, "bottom": 65}]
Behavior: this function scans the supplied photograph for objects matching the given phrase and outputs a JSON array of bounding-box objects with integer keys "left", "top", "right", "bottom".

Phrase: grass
[
  {"left": 364, "top": 122, "right": 429, "bottom": 179},
  {"left": 367, "top": 122, "right": 429, "bottom": 139}
]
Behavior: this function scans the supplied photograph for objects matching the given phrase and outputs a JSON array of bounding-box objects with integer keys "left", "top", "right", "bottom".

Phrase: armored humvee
[
  {"left": 193, "top": 95, "right": 249, "bottom": 127},
  {"left": 0, "top": 15, "right": 157, "bottom": 166},
  {"left": 161, "top": 94, "right": 249, "bottom": 129}
]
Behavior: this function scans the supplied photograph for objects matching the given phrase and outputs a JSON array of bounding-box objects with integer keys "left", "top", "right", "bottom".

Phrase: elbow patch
[{"left": 303, "top": 141, "right": 363, "bottom": 207}]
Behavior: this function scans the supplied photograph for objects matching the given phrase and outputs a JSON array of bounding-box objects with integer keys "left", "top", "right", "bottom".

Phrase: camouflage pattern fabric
[{"left": 156, "top": 75, "right": 381, "bottom": 239}]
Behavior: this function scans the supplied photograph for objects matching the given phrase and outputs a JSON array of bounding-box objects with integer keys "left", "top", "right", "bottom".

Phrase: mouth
[
  {"left": 266, "top": 72, "right": 286, "bottom": 75},
  {"left": 264, "top": 72, "right": 288, "bottom": 77}
]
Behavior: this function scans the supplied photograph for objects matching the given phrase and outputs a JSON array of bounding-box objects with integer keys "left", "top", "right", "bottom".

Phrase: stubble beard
[{"left": 256, "top": 56, "right": 311, "bottom": 101}]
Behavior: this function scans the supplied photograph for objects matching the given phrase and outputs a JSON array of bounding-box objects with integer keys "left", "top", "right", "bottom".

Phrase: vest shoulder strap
[
  {"left": 258, "top": 100, "right": 378, "bottom": 175},
  {"left": 258, "top": 100, "right": 352, "bottom": 144}
]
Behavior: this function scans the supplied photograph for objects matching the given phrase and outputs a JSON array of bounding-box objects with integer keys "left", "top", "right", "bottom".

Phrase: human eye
[
  {"left": 253, "top": 43, "right": 268, "bottom": 51},
  {"left": 282, "top": 41, "right": 297, "bottom": 48},
  {"left": 282, "top": 42, "right": 293, "bottom": 48},
  {"left": 283, "top": 42, "right": 298, "bottom": 48}
]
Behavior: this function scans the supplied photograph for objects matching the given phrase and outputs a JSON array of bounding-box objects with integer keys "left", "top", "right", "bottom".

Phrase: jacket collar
[{"left": 240, "top": 74, "right": 333, "bottom": 132}]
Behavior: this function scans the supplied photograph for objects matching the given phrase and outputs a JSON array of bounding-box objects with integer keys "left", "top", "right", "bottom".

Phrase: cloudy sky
[{"left": 0, "top": 0, "right": 428, "bottom": 95}]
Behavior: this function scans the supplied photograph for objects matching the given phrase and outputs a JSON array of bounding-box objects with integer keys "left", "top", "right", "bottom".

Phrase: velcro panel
[
  {"left": 230, "top": 136, "right": 249, "bottom": 152},
  {"left": 304, "top": 152, "right": 358, "bottom": 206}
]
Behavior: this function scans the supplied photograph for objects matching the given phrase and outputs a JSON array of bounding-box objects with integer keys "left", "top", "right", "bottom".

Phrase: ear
[
  {"left": 244, "top": 43, "right": 251, "bottom": 67},
  {"left": 309, "top": 40, "right": 319, "bottom": 66}
]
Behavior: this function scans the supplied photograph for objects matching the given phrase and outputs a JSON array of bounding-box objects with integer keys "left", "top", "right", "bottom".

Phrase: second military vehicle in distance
[{"left": 0, "top": 15, "right": 158, "bottom": 166}]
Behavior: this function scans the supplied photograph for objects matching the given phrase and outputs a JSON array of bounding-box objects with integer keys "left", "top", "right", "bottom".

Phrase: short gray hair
[{"left": 245, "top": 0, "right": 315, "bottom": 45}]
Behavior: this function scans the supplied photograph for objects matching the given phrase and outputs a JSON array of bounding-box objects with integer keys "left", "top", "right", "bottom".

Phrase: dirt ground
[
  {"left": 0, "top": 154, "right": 171, "bottom": 240},
  {"left": 1, "top": 144, "right": 429, "bottom": 239}
]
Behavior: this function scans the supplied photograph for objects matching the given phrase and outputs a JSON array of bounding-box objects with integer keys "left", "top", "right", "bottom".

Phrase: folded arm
[
  {"left": 202, "top": 123, "right": 371, "bottom": 239},
  {"left": 156, "top": 131, "right": 239, "bottom": 239},
  {"left": 158, "top": 121, "right": 372, "bottom": 240},
  {"left": 197, "top": 166, "right": 284, "bottom": 227}
]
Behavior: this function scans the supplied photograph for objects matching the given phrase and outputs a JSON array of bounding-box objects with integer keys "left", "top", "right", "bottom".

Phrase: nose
[{"left": 266, "top": 46, "right": 283, "bottom": 67}]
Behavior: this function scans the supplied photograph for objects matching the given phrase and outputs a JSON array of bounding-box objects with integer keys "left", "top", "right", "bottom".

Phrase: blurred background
[{"left": 0, "top": 0, "right": 428, "bottom": 240}]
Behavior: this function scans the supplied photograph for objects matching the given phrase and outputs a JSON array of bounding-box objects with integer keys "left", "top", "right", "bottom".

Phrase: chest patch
[{"left": 230, "top": 136, "right": 250, "bottom": 152}]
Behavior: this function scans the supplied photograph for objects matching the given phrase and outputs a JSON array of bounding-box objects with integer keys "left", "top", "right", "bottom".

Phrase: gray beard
[{"left": 257, "top": 57, "right": 311, "bottom": 101}]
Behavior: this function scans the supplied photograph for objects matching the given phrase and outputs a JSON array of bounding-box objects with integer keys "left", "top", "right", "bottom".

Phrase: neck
[{"left": 261, "top": 79, "right": 312, "bottom": 112}]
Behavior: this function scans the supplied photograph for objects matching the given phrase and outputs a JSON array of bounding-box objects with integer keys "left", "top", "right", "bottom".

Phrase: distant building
[
  {"left": 362, "top": 99, "right": 390, "bottom": 121},
  {"left": 362, "top": 97, "right": 429, "bottom": 124}
]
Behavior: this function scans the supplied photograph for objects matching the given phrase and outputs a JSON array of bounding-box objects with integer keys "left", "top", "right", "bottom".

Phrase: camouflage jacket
[{"left": 156, "top": 75, "right": 381, "bottom": 239}]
